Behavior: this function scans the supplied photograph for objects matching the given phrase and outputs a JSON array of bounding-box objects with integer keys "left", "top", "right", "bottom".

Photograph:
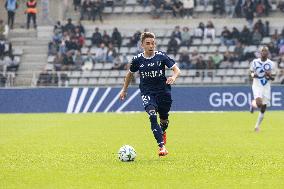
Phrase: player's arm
[
  {"left": 250, "top": 71, "right": 259, "bottom": 79},
  {"left": 265, "top": 71, "right": 275, "bottom": 81},
  {"left": 119, "top": 71, "right": 134, "bottom": 100},
  {"left": 265, "top": 63, "right": 277, "bottom": 81},
  {"left": 166, "top": 64, "right": 181, "bottom": 85}
]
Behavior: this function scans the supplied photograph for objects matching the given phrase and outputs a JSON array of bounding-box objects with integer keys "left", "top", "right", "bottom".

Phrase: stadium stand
[{"left": 0, "top": 0, "right": 283, "bottom": 87}]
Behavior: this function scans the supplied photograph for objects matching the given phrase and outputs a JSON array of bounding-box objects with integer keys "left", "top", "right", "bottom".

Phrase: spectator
[
  {"left": 190, "top": 49, "right": 202, "bottom": 69},
  {"left": 194, "top": 22, "right": 205, "bottom": 38},
  {"left": 251, "top": 28, "right": 262, "bottom": 45},
  {"left": 231, "top": 27, "right": 240, "bottom": 41},
  {"left": 73, "top": 0, "right": 81, "bottom": 11},
  {"left": 48, "top": 41, "right": 58, "bottom": 56},
  {"left": 73, "top": 50, "right": 84, "bottom": 70},
  {"left": 167, "top": 36, "right": 179, "bottom": 56},
  {"left": 180, "top": 27, "right": 191, "bottom": 47},
  {"left": 128, "top": 30, "right": 141, "bottom": 47},
  {"left": 66, "top": 37, "right": 79, "bottom": 51},
  {"left": 253, "top": 19, "right": 265, "bottom": 37},
  {"left": 80, "top": 0, "right": 93, "bottom": 20},
  {"left": 62, "top": 51, "right": 75, "bottom": 70},
  {"left": 195, "top": 57, "right": 206, "bottom": 69},
  {"left": 64, "top": 18, "right": 76, "bottom": 34},
  {"left": 151, "top": 0, "right": 165, "bottom": 19},
  {"left": 5, "top": 0, "right": 18, "bottom": 29},
  {"left": 53, "top": 52, "right": 64, "bottom": 71},
  {"left": 204, "top": 21, "right": 215, "bottom": 40},
  {"left": 111, "top": 27, "right": 122, "bottom": 50},
  {"left": 179, "top": 50, "right": 191, "bottom": 69},
  {"left": 102, "top": 30, "right": 111, "bottom": 46},
  {"left": 112, "top": 54, "right": 129, "bottom": 70},
  {"left": 243, "top": 0, "right": 255, "bottom": 30},
  {"left": 279, "top": 1, "right": 284, "bottom": 12},
  {"left": 106, "top": 43, "right": 117, "bottom": 63},
  {"left": 25, "top": 0, "right": 37, "bottom": 29},
  {"left": 172, "top": 0, "right": 184, "bottom": 18},
  {"left": 92, "top": 0, "right": 104, "bottom": 23},
  {"left": 263, "top": 20, "right": 270, "bottom": 37},
  {"left": 74, "top": 27, "right": 85, "bottom": 48},
  {"left": 82, "top": 50, "right": 94, "bottom": 71},
  {"left": 6, "top": 54, "right": 20, "bottom": 71},
  {"left": 0, "top": 20, "right": 9, "bottom": 39},
  {"left": 171, "top": 26, "right": 182, "bottom": 42},
  {"left": 0, "top": 40, "right": 5, "bottom": 57},
  {"left": 234, "top": 41, "right": 245, "bottom": 61},
  {"left": 225, "top": 0, "right": 234, "bottom": 17},
  {"left": 77, "top": 20, "right": 85, "bottom": 35},
  {"left": 256, "top": 0, "right": 271, "bottom": 16},
  {"left": 267, "top": 42, "right": 278, "bottom": 57},
  {"left": 92, "top": 27, "right": 102, "bottom": 47},
  {"left": 54, "top": 21, "right": 63, "bottom": 36},
  {"left": 220, "top": 51, "right": 234, "bottom": 68},
  {"left": 212, "top": 0, "right": 225, "bottom": 15},
  {"left": 239, "top": 25, "right": 251, "bottom": 45},
  {"left": 94, "top": 43, "right": 107, "bottom": 62},
  {"left": 211, "top": 50, "right": 223, "bottom": 69},
  {"left": 221, "top": 26, "right": 234, "bottom": 46},
  {"left": 234, "top": 0, "right": 243, "bottom": 18},
  {"left": 138, "top": 0, "right": 150, "bottom": 7},
  {"left": 182, "top": 0, "right": 194, "bottom": 18}
]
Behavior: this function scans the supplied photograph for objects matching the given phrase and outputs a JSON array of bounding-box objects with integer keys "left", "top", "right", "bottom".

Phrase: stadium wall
[{"left": 0, "top": 86, "right": 283, "bottom": 113}]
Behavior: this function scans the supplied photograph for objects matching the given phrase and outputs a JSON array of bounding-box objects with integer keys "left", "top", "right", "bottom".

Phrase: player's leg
[
  {"left": 142, "top": 94, "right": 167, "bottom": 156},
  {"left": 250, "top": 85, "right": 262, "bottom": 113},
  {"left": 157, "top": 93, "right": 172, "bottom": 145},
  {"left": 145, "top": 105, "right": 168, "bottom": 156},
  {"left": 255, "top": 86, "right": 271, "bottom": 132}
]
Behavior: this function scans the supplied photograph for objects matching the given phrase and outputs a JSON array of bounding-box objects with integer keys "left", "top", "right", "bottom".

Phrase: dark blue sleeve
[
  {"left": 163, "top": 53, "right": 176, "bottom": 69},
  {"left": 129, "top": 57, "right": 139, "bottom": 73}
]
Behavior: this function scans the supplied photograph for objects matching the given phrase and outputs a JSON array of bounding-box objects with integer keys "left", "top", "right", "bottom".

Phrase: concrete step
[
  {"left": 18, "top": 46, "right": 48, "bottom": 54},
  {"left": 18, "top": 64, "right": 46, "bottom": 71},
  {"left": 9, "top": 29, "right": 37, "bottom": 38}
]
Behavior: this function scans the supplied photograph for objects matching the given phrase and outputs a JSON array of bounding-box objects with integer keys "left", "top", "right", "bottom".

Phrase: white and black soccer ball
[{"left": 118, "top": 145, "right": 136, "bottom": 162}]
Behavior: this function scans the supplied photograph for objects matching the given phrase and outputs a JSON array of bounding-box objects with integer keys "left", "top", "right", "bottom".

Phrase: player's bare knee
[{"left": 256, "top": 98, "right": 263, "bottom": 108}]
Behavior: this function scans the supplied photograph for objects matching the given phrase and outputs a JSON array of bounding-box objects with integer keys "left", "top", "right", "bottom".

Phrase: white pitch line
[
  {"left": 116, "top": 89, "right": 140, "bottom": 112},
  {"left": 74, "top": 88, "right": 88, "bottom": 113},
  {"left": 66, "top": 88, "right": 79, "bottom": 113},
  {"left": 83, "top": 87, "right": 99, "bottom": 113},
  {"left": 92, "top": 87, "right": 112, "bottom": 112},
  {"left": 104, "top": 90, "right": 121, "bottom": 113}
]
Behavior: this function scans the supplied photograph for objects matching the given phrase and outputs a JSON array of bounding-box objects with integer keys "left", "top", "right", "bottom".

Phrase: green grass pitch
[{"left": 1, "top": 112, "right": 284, "bottom": 189}]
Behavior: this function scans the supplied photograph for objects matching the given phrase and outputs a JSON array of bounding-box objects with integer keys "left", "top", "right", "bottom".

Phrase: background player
[
  {"left": 119, "top": 32, "right": 181, "bottom": 156},
  {"left": 249, "top": 46, "right": 277, "bottom": 132}
]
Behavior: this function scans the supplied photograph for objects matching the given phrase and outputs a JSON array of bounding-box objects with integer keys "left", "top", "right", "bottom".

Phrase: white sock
[{"left": 255, "top": 112, "right": 264, "bottom": 129}]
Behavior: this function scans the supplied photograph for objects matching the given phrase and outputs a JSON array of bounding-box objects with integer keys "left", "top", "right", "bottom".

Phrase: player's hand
[
  {"left": 119, "top": 90, "right": 127, "bottom": 101},
  {"left": 166, "top": 76, "right": 176, "bottom": 85},
  {"left": 251, "top": 72, "right": 258, "bottom": 78}
]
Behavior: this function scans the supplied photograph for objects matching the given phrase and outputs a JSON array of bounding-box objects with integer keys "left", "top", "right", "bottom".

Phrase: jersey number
[{"left": 141, "top": 95, "right": 150, "bottom": 105}]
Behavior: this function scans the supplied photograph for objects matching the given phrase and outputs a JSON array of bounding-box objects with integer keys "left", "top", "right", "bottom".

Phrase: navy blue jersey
[{"left": 130, "top": 51, "right": 175, "bottom": 95}]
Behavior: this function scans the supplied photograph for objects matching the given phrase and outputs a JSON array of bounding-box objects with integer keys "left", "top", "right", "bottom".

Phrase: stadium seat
[{"left": 78, "top": 78, "right": 89, "bottom": 85}]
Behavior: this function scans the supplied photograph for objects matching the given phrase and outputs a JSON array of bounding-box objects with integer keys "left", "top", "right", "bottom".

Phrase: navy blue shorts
[{"left": 141, "top": 92, "right": 172, "bottom": 118}]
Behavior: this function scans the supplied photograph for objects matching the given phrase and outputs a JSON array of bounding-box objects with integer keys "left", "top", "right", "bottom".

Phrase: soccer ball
[{"left": 118, "top": 145, "right": 136, "bottom": 162}]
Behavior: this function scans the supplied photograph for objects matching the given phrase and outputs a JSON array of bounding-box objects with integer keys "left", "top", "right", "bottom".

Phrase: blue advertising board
[{"left": 0, "top": 86, "right": 283, "bottom": 113}]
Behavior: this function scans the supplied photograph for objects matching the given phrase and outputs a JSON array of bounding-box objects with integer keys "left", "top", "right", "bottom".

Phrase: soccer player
[
  {"left": 249, "top": 46, "right": 277, "bottom": 132},
  {"left": 119, "top": 32, "right": 181, "bottom": 156}
]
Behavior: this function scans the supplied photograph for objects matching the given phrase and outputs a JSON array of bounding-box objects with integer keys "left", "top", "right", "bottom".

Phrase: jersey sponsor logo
[{"left": 140, "top": 70, "right": 163, "bottom": 78}]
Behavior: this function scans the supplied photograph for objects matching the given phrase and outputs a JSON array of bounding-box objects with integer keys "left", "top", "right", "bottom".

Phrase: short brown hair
[{"left": 140, "top": 32, "right": 155, "bottom": 43}]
